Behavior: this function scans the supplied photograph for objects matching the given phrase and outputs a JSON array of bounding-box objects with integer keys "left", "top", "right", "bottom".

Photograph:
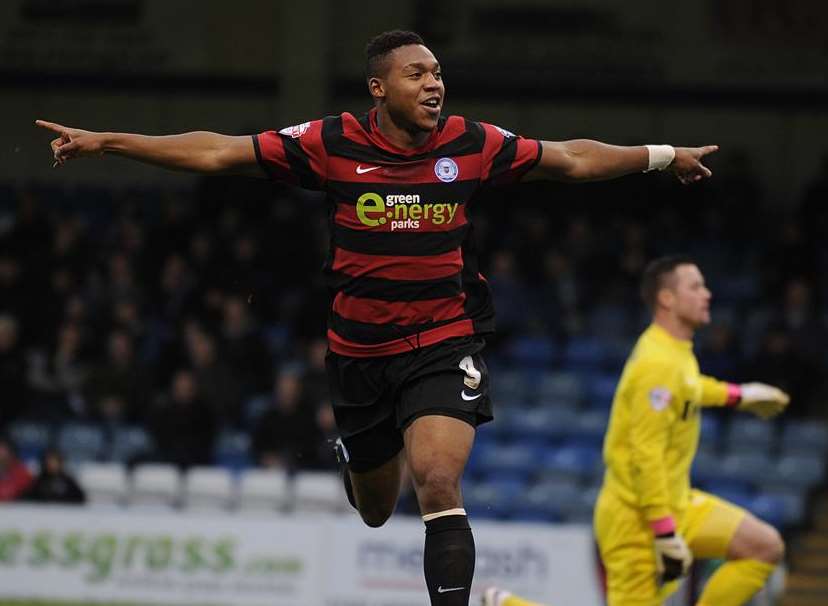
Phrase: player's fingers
[
  {"left": 56, "top": 140, "right": 80, "bottom": 157},
  {"left": 698, "top": 145, "right": 719, "bottom": 157},
  {"left": 35, "top": 119, "right": 66, "bottom": 134}
]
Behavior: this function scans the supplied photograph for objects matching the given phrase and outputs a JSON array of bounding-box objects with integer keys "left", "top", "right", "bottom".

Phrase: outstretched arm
[
  {"left": 35, "top": 120, "right": 261, "bottom": 176},
  {"left": 525, "top": 140, "right": 718, "bottom": 185}
]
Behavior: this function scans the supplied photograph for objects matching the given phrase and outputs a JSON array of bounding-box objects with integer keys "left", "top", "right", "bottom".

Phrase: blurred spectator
[
  {"left": 0, "top": 436, "right": 33, "bottom": 501},
  {"left": 148, "top": 369, "right": 216, "bottom": 469},
  {"left": 0, "top": 314, "right": 29, "bottom": 428},
  {"left": 184, "top": 324, "right": 243, "bottom": 426},
  {"left": 698, "top": 323, "right": 742, "bottom": 380},
  {"left": 746, "top": 325, "right": 818, "bottom": 417},
  {"left": 252, "top": 367, "right": 326, "bottom": 471},
  {"left": 220, "top": 294, "right": 271, "bottom": 394},
  {"left": 85, "top": 329, "right": 153, "bottom": 423},
  {"left": 22, "top": 448, "right": 85, "bottom": 504},
  {"left": 27, "top": 321, "right": 89, "bottom": 419}
]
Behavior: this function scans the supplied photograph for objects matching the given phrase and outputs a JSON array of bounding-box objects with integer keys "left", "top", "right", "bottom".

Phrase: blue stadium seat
[
  {"left": 463, "top": 478, "right": 527, "bottom": 520},
  {"left": 514, "top": 478, "right": 581, "bottom": 522},
  {"left": 57, "top": 423, "right": 104, "bottom": 463},
  {"left": 499, "top": 406, "right": 579, "bottom": 443},
  {"left": 562, "top": 337, "right": 608, "bottom": 372},
  {"left": 567, "top": 410, "right": 609, "bottom": 449},
  {"left": 213, "top": 430, "right": 253, "bottom": 472},
  {"left": 474, "top": 443, "right": 542, "bottom": 481},
  {"left": 727, "top": 418, "right": 775, "bottom": 455},
  {"left": 780, "top": 421, "right": 828, "bottom": 457},
  {"left": 539, "top": 444, "right": 602, "bottom": 482},
  {"left": 762, "top": 490, "right": 806, "bottom": 527},
  {"left": 585, "top": 373, "right": 618, "bottom": 410},
  {"left": 490, "top": 370, "right": 532, "bottom": 403},
  {"left": 699, "top": 413, "right": 723, "bottom": 449},
  {"left": 536, "top": 371, "right": 584, "bottom": 407},
  {"left": 505, "top": 336, "right": 558, "bottom": 369},
  {"left": 692, "top": 449, "right": 725, "bottom": 485},
  {"left": 587, "top": 305, "right": 633, "bottom": 340},
  {"left": 242, "top": 394, "right": 271, "bottom": 429},
  {"left": 748, "top": 494, "right": 786, "bottom": 529},
  {"left": 7, "top": 421, "right": 52, "bottom": 462},
  {"left": 109, "top": 426, "right": 154, "bottom": 463},
  {"left": 719, "top": 452, "right": 773, "bottom": 485},
  {"left": 763, "top": 454, "right": 825, "bottom": 491}
]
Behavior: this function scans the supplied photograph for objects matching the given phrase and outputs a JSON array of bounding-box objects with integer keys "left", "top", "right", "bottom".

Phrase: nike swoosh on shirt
[
  {"left": 356, "top": 165, "right": 382, "bottom": 174},
  {"left": 437, "top": 586, "right": 465, "bottom": 594},
  {"left": 461, "top": 391, "right": 482, "bottom": 401}
]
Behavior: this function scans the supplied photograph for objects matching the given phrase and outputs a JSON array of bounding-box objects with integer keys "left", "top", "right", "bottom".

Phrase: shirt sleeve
[
  {"left": 252, "top": 119, "right": 328, "bottom": 190},
  {"left": 478, "top": 122, "right": 542, "bottom": 185},
  {"left": 697, "top": 374, "right": 730, "bottom": 407},
  {"left": 627, "top": 359, "right": 682, "bottom": 522}
]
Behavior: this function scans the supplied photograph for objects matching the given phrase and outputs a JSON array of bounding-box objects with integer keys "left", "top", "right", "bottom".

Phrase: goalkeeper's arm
[{"left": 698, "top": 375, "right": 790, "bottom": 419}]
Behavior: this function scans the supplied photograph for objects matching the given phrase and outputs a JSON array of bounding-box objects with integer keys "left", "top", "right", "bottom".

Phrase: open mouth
[{"left": 421, "top": 97, "right": 441, "bottom": 114}]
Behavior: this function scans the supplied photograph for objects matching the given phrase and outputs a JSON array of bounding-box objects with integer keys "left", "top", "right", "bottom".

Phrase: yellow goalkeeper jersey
[{"left": 600, "top": 323, "right": 730, "bottom": 522}]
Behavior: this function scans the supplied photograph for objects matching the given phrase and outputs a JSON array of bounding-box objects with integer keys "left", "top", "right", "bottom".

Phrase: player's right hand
[
  {"left": 35, "top": 120, "right": 106, "bottom": 167},
  {"left": 654, "top": 532, "right": 693, "bottom": 584}
]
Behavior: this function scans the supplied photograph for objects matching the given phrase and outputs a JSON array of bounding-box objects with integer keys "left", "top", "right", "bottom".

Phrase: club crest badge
[{"left": 435, "top": 157, "right": 459, "bottom": 182}]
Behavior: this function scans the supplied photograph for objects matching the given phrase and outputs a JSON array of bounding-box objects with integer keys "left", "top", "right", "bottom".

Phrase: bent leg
[
  {"left": 349, "top": 450, "right": 404, "bottom": 527},
  {"left": 339, "top": 413, "right": 406, "bottom": 528},
  {"left": 684, "top": 490, "right": 783, "bottom": 606},
  {"left": 405, "top": 414, "right": 475, "bottom": 605}
]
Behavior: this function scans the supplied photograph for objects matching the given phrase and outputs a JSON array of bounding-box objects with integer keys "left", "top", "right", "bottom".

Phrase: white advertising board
[{"left": 0, "top": 505, "right": 600, "bottom": 605}]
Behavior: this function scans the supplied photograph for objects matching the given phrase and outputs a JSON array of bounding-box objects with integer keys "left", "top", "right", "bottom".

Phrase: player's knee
[
  {"left": 411, "top": 468, "right": 461, "bottom": 511},
  {"left": 359, "top": 503, "right": 394, "bottom": 528},
  {"left": 758, "top": 526, "right": 785, "bottom": 564}
]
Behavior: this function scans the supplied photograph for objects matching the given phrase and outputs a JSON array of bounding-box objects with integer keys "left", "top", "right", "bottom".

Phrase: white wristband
[{"left": 644, "top": 145, "right": 676, "bottom": 172}]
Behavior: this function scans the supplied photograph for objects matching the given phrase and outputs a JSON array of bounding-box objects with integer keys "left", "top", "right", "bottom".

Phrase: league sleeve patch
[
  {"left": 649, "top": 387, "right": 672, "bottom": 411},
  {"left": 279, "top": 121, "right": 311, "bottom": 139}
]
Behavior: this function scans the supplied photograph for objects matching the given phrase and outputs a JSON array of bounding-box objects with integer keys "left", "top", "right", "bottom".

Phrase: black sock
[{"left": 423, "top": 514, "right": 475, "bottom": 605}]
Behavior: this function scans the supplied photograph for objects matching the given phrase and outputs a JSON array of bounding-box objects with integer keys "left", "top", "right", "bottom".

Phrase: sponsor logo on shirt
[
  {"left": 279, "top": 122, "right": 310, "bottom": 138},
  {"left": 356, "top": 192, "right": 459, "bottom": 231},
  {"left": 649, "top": 387, "right": 672, "bottom": 411}
]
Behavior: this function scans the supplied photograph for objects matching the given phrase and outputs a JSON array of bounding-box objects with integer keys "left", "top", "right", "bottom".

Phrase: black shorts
[{"left": 326, "top": 336, "right": 493, "bottom": 472}]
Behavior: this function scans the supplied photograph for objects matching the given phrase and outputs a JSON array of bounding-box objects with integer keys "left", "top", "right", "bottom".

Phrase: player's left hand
[
  {"left": 669, "top": 146, "right": 719, "bottom": 185},
  {"left": 738, "top": 382, "right": 791, "bottom": 419}
]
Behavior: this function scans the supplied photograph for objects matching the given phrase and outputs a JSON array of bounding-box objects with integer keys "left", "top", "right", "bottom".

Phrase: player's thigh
[
  {"left": 403, "top": 413, "right": 474, "bottom": 493},
  {"left": 595, "top": 490, "right": 667, "bottom": 606},
  {"left": 683, "top": 489, "right": 747, "bottom": 560}
]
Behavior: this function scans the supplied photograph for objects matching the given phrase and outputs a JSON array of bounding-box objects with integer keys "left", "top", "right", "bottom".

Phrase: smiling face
[
  {"left": 659, "top": 264, "right": 712, "bottom": 330},
  {"left": 368, "top": 43, "right": 445, "bottom": 136}
]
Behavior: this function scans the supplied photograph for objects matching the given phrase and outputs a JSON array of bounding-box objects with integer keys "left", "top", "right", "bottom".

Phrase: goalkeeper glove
[
  {"left": 654, "top": 532, "right": 693, "bottom": 584},
  {"left": 733, "top": 382, "right": 790, "bottom": 419}
]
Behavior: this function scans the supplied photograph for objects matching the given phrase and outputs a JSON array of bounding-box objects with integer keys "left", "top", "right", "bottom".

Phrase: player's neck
[
  {"left": 375, "top": 107, "right": 432, "bottom": 149},
  {"left": 653, "top": 314, "right": 695, "bottom": 342}
]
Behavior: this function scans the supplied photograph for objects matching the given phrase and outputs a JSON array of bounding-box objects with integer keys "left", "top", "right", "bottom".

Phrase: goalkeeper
[{"left": 484, "top": 255, "right": 788, "bottom": 606}]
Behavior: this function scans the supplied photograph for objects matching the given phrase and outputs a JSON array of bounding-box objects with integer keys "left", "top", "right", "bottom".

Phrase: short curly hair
[{"left": 365, "top": 30, "right": 425, "bottom": 78}]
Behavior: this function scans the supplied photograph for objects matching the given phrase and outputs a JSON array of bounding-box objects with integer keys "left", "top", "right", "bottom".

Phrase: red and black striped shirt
[{"left": 253, "top": 109, "right": 541, "bottom": 357}]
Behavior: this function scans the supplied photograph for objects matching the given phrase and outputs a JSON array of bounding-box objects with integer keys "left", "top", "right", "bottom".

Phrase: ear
[
  {"left": 656, "top": 287, "right": 675, "bottom": 310},
  {"left": 368, "top": 77, "right": 385, "bottom": 101}
]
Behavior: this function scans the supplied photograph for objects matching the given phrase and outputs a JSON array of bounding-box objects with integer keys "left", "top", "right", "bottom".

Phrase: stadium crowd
[{"left": 0, "top": 150, "right": 827, "bottom": 499}]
